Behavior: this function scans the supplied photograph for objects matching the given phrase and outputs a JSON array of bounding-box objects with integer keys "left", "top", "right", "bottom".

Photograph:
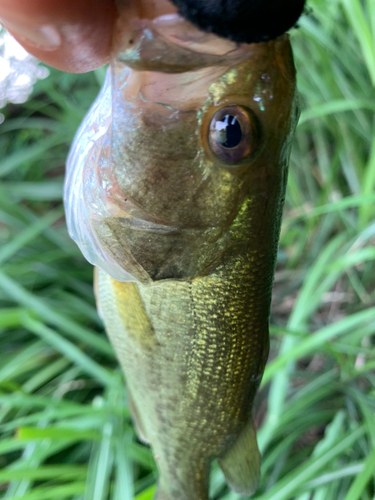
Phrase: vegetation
[{"left": 0, "top": 0, "right": 374, "bottom": 498}]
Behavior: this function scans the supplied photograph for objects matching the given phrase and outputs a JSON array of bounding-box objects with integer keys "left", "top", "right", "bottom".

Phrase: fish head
[{"left": 64, "top": 14, "right": 298, "bottom": 283}]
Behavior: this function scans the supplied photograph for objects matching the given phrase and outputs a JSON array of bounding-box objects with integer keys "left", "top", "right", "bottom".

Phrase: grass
[{"left": 0, "top": 0, "right": 374, "bottom": 499}]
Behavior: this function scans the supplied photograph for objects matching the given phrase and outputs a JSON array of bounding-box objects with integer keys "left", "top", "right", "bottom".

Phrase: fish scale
[
  {"left": 65, "top": 11, "right": 298, "bottom": 498},
  {"left": 97, "top": 243, "right": 272, "bottom": 498}
]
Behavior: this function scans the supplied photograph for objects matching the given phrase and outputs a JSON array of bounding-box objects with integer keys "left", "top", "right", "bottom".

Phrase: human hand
[
  {"left": 0, "top": 0, "right": 181, "bottom": 73},
  {"left": 0, "top": 0, "right": 117, "bottom": 73}
]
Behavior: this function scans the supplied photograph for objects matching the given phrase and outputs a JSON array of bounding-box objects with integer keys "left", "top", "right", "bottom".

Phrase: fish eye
[{"left": 208, "top": 105, "right": 258, "bottom": 164}]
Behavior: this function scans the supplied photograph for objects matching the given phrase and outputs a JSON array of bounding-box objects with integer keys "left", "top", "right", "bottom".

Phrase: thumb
[{"left": 0, "top": 0, "right": 117, "bottom": 73}]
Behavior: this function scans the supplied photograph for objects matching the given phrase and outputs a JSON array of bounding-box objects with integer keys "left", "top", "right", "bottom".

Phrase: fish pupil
[{"left": 215, "top": 114, "right": 242, "bottom": 148}]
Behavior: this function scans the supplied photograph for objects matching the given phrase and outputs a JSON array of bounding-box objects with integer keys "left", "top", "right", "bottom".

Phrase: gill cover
[{"left": 64, "top": 70, "right": 136, "bottom": 281}]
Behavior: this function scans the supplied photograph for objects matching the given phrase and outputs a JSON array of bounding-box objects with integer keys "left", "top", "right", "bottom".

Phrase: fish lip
[
  {"left": 108, "top": 179, "right": 211, "bottom": 231},
  {"left": 114, "top": 13, "right": 255, "bottom": 73},
  {"left": 116, "top": 215, "right": 211, "bottom": 233},
  {"left": 117, "top": 216, "right": 182, "bottom": 235}
]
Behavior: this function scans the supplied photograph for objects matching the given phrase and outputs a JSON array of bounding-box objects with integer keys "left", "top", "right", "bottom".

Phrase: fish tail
[
  {"left": 218, "top": 417, "right": 261, "bottom": 497},
  {"left": 154, "top": 459, "right": 209, "bottom": 500}
]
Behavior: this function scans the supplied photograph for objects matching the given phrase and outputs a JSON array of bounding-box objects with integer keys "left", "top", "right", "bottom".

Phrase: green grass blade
[
  {"left": 0, "top": 270, "right": 114, "bottom": 357},
  {"left": 22, "top": 315, "right": 114, "bottom": 387},
  {"left": 344, "top": 446, "right": 375, "bottom": 500}
]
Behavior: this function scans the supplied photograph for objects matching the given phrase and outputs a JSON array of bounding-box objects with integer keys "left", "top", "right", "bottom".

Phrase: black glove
[{"left": 170, "top": 0, "right": 306, "bottom": 43}]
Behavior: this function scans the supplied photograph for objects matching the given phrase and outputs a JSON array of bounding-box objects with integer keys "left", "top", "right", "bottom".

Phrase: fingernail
[{"left": 2, "top": 19, "right": 61, "bottom": 50}]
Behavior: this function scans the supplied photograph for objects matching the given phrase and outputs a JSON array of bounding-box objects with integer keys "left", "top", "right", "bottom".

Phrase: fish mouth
[
  {"left": 109, "top": 183, "right": 213, "bottom": 232},
  {"left": 116, "top": 216, "right": 182, "bottom": 235},
  {"left": 114, "top": 13, "right": 255, "bottom": 73}
]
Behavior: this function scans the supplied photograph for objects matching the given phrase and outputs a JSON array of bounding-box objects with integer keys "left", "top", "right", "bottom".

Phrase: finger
[{"left": 0, "top": 0, "right": 117, "bottom": 73}]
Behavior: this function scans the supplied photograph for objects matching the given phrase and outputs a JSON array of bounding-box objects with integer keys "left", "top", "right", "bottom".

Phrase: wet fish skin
[
  {"left": 65, "top": 17, "right": 298, "bottom": 500},
  {"left": 96, "top": 232, "right": 272, "bottom": 499},
  {"left": 98, "top": 44, "right": 297, "bottom": 500}
]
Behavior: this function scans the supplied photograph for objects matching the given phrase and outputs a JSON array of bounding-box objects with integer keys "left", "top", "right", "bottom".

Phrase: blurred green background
[{"left": 0, "top": 0, "right": 374, "bottom": 499}]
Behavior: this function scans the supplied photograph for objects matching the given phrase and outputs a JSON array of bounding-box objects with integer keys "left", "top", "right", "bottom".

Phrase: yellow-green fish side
[
  {"left": 65, "top": 16, "right": 298, "bottom": 499},
  {"left": 97, "top": 256, "right": 266, "bottom": 499},
  {"left": 96, "top": 174, "right": 294, "bottom": 500}
]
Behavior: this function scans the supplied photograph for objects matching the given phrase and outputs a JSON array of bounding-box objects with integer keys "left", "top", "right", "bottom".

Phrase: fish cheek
[
  {"left": 112, "top": 105, "right": 243, "bottom": 231},
  {"left": 112, "top": 109, "right": 206, "bottom": 226}
]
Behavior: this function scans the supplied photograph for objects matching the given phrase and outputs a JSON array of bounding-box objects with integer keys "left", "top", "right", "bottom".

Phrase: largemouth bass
[{"left": 64, "top": 11, "right": 298, "bottom": 500}]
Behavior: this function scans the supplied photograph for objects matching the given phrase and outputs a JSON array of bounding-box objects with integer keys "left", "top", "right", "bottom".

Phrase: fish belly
[{"left": 96, "top": 252, "right": 270, "bottom": 499}]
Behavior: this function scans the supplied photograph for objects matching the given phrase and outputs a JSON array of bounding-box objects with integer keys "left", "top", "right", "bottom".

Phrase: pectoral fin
[
  {"left": 110, "top": 278, "right": 159, "bottom": 351},
  {"left": 219, "top": 417, "right": 261, "bottom": 496},
  {"left": 93, "top": 267, "right": 103, "bottom": 320},
  {"left": 127, "top": 389, "right": 149, "bottom": 444}
]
